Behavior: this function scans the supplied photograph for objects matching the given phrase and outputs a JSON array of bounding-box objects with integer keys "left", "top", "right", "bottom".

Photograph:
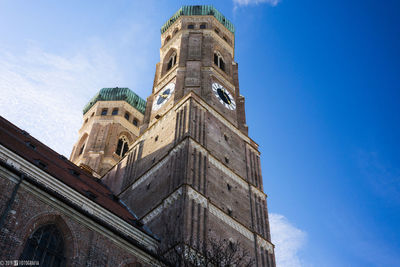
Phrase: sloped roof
[
  {"left": 0, "top": 116, "right": 154, "bottom": 239},
  {"left": 161, "top": 5, "right": 235, "bottom": 34},
  {"left": 83, "top": 87, "right": 146, "bottom": 115}
]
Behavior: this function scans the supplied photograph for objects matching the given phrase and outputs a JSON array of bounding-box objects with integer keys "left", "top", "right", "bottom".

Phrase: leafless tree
[{"left": 159, "top": 237, "right": 255, "bottom": 267}]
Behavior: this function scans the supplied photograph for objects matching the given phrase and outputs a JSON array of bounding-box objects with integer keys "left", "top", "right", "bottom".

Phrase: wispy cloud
[
  {"left": 270, "top": 213, "right": 307, "bottom": 267},
  {"left": 0, "top": 42, "right": 123, "bottom": 157},
  {"left": 233, "top": 0, "right": 281, "bottom": 7}
]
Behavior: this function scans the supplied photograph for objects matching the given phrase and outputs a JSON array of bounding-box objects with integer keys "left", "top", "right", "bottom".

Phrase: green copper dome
[
  {"left": 161, "top": 5, "right": 235, "bottom": 34},
  {"left": 83, "top": 87, "right": 146, "bottom": 115}
]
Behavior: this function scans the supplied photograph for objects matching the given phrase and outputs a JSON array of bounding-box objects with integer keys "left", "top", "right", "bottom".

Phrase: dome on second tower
[{"left": 83, "top": 87, "right": 146, "bottom": 115}]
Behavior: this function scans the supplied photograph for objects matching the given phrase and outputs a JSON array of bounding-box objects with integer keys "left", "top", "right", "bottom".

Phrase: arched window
[
  {"left": 164, "top": 36, "right": 171, "bottom": 45},
  {"left": 173, "top": 28, "right": 179, "bottom": 35},
  {"left": 214, "top": 52, "right": 225, "bottom": 72},
  {"left": 200, "top": 23, "right": 206, "bottom": 29},
  {"left": 75, "top": 133, "right": 88, "bottom": 159},
  {"left": 79, "top": 144, "right": 85, "bottom": 155},
  {"left": 116, "top": 136, "right": 129, "bottom": 157},
  {"left": 187, "top": 24, "right": 194, "bottom": 29},
  {"left": 20, "top": 224, "right": 65, "bottom": 266},
  {"left": 167, "top": 52, "right": 177, "bottom": 71}
]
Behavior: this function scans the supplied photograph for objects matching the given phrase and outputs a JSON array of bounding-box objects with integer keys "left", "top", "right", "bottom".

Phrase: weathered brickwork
[
  {"left": 99, "top": 10, "right": 276, "bottom": 266},
  {"left": 70, "top": 100, "right": 144, "bottom": 177},
  {"left": 0, "top": 171, "right": 156, "bottom": 266}
]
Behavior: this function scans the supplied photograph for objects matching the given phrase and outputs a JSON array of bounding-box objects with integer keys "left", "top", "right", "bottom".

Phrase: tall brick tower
[
  {"left": 70, "top": 87, "right": 146, "bottom": 177},
  {"left": 102, "top": 6, "right": 275, "bottom": 266}
]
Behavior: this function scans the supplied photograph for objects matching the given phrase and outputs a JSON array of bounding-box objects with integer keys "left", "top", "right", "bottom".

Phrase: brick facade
[
  {"left": 102, "top": 11, "right": 276, "bottom": 266},
  {"left": 0, "top": 6, "right": 276, "bottom": 267}
]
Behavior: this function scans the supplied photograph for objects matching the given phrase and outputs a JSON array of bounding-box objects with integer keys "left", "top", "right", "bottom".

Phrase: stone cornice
[
  {"left": 22, "top": 179, "right": 161, "bottom": 265},
  {"left": 142, "top": 187, "right": 183, "bottom": 224},
  {"left": 257, "top": 235, "right": 274, "bottom": 253},
  {"left": 140, "top": 184, "right": 273, "bottom": 253},
  {"left": 189, "top": 93, "right": 258, "bottom": 148},
  {"left": 251, "top": 185, "right": 267, "bottom": 199},
  {"left": 189, "top": 138, "right": 265, "bottom": 197},
  {"left": 130, "top": 141, "right": 185, "bottom": 192},
  {"left": 0, "top": 145, "right": 159, "bottom": 251}
]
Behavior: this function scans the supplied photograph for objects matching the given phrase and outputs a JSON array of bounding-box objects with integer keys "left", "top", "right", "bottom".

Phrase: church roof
[
  {"left": 0, "top": 116, "right": 155, "bottom": 240},
  {"left": 161, "top": 5, "right": 235, "bottom": 34},
  {"left": 83, "top": 87, "right": 146, "bottom": 115}
]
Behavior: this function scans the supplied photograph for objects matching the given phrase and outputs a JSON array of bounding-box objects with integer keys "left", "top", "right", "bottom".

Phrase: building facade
[
  {"left": 70, "top": 87, "right": 146, "bottom": 177},
  {"left": 0, "top": 117, "right": 162, "bottom": 266},
  {"left": 0, "top": 5, "right": 275, "bottom": 267},
  {"left": 101, "top": 6, "right": 276, "bottom": 266}
]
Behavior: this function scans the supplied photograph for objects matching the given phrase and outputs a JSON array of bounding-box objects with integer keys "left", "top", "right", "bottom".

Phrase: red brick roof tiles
[{"left": 0, "top": 116, "right": 154, "bottom": 238}]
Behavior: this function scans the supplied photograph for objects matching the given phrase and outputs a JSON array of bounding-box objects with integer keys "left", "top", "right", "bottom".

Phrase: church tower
[
  {"left": 70, "top": 87, "right": 146, "bottom": 177},
  {"left": 102, "top": 6, "right": 275, "bottom": 266}
]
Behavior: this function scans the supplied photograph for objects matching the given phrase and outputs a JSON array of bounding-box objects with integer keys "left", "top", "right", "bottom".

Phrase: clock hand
[{"left": 222, "top": 90, "right": 231, "bottom": 104}]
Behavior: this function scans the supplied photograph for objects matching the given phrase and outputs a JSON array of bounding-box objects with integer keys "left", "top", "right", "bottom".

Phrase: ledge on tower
[
  {"left": 83, "top": 87, "right": 146, "bottom": 115},
  {"left": 161, "top": 5, "right": 235, "bottom": 34}
]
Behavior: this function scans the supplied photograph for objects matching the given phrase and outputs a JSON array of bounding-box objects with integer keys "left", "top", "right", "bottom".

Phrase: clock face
[
  {"left": 153, "top": 83, "right": 175, "bottom": 111},
  {"left": 212, "top": 82, "right": 236, "bottom": 110}
]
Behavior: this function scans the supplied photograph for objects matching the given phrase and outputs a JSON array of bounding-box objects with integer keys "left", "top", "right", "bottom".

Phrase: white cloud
[
  {"left": 233, "top": 0, "right": 281, "bottom": 7},
  {"left": 270, "top": 213, "right": 307, "bottom": 267},
  {"left": 0, "top": 42, "right": 123, "bottom": 157}
]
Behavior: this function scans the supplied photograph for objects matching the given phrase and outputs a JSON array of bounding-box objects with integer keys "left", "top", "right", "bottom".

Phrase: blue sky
[{"left": 1, "top": 1, "right": 399, "bottom": 266}]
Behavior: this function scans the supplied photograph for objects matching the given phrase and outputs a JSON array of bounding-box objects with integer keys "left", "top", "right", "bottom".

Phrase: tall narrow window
[
  {"left": 112, "top": 108, "right": 118, "bottom": 115},
  {"left": 214, "top": 52, "right": 225, "bottom": 72},
  {"left": 164, "top": 36, "right": 171, "bottom": 44},
  {"left": 132, "top": 119, "right": 138, "bottom": 126},
  {"left": 115, "top": 136, "right": 129, "bottom": 157},
  {"left": 101, "top": 108, "right": 108, "bottom": 116},
  {"left": 79, "top": 144, "right": 85, "bottom": 155},
  {"left": 20, "top": 224, "right": 65, "bottom": 266},
  {"left": 214, "top": 53, "right": 219, "bottom": 66},
  {"left": 167, "top": 52, "right": 177, "bottom": 71},
  {"left": 124, "top": 112, "right": 130, "bottom": 120}
]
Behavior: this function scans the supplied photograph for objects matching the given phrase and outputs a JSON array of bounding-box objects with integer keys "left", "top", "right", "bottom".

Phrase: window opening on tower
[
  {"left": 79, "top": 144, "right": 85, "bottom": 155},
  {"left": 112, "top": 108, "right": 119, "bottom": 115},
  {"left": 101, "top": 108, "right": 108, "bottom": 116},
  {"left": 167, "top": 52, "right": 177, "bottom": 71},
  {"left": 200, "top": 23, "right": 206, "bottom": 29},
  {"left": 115, "top": 136, "right": 129, "bottom": 157},
  {"left": 124, "top": 112, "right": 130, "bottom": 120},
  {"left": 214, "top": 52, "right": 225, "bottom": 72},
  {"left": 188, "top": 24, "right": 194, "bottom": 29},
  {"left": 165, "top": 36, "right": 171, "bottom": 44}
]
